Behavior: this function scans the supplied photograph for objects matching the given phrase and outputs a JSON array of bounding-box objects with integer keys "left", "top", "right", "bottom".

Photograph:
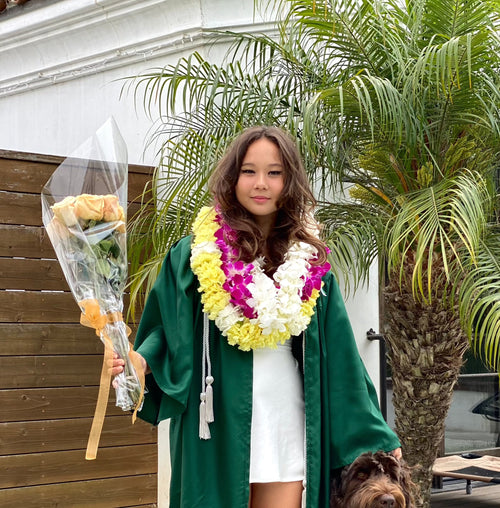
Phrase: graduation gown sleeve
[
  {"left": 133, "top": 237, "right": 197, "bottom": 425},
  {"left": 321, "top": 271, "right": 401, "bottom": 467}
]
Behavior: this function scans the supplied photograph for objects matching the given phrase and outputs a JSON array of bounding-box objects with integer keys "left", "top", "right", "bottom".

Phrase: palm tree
[{"left": 126, "top": 1, "right": 500, "bottom": 505}]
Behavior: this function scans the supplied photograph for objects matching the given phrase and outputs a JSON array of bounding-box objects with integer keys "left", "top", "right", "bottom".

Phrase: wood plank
[
  {"left": 0, "top": 159, "right": 58, "bottom": 193},
  {"left": 0, "top": 474, "right": 158, "bottom": 507},
  {"left": 0, "top": 415, "right": 156, "bottom": 455},
  {"left": 0, "top": 254, "right": 150, "bottom": 295},
  {"left": 0, "top": 290, "right": 81, "bottom": 323},
  {"left": 0, "top": 149, "right": 154, "bottom": 175},
  {"left": 129, "top": 163, "right": 155, "bottom": 175},
  {"left": 0, "top": 191, "right": 41, "bottom": 226},
  {"left": 0, "top": 150, "right": 64, "bottom": 164},
  {"left": 0, "top": 355, "right": 103, "bottom": 389},
  {"left": 0, "top": 258, "right": 66, "bottom": 291},
  {"left": 0, "top": 291, "right": 134, "bottom": 324},
  {"left": 130, "top": 172, "right": 153, "bottom": 203},
  {"left": 0, "top": 158, "right": 151, "bottom": 201},
  {"left": 0, "top": 443, "right": 157, "bottom": 488},
  {"left": 0, "top": 386, "right": 127, "bottom": 422},
  {"left": 0, "top": 323, "right": 104, "bottom": 355},
  {"left": 0, "top": 224, "right": 54, "bottom": 258}
]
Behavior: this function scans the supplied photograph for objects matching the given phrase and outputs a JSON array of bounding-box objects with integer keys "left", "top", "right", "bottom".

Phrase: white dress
[{"left": 249, "top": 339, "right": 305, "bottom": 482}]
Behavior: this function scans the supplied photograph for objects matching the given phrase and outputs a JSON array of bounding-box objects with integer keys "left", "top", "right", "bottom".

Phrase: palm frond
[
  {"left": 386, "top": 170, "right": 492, "bottom": 300},
  {"left": 453, "top": 227, "right": 500, "bottom": 371},
  {"left": 317, "top": 200, "right": 386, "bottom": 293}
]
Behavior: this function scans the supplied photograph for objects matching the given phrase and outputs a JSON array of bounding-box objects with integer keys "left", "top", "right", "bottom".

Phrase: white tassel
[
  {"left": 199, "top": 312, "right": 215, "bottom": 439},
  {"left": 199, "top": 393, "right": 211, "bottom": 440},
  {"left": 205, "top": 375, "right": 214, "bottom": 423}
]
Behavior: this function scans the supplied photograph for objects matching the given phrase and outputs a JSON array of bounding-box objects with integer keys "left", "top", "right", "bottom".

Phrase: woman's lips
[{"left": 251, "top": 196, "right": 269, "bottom": 203}]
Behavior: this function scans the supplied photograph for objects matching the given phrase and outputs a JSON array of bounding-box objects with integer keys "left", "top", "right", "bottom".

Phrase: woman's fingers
[
  {"left": 390, "top": 447, "right": 403, "bottom": 460},
  {"left": 108, "top": 351, "right": 148, "bottom": 389},
  {"left": 108, "top": 355, "right": 125, "bottom": 376}
]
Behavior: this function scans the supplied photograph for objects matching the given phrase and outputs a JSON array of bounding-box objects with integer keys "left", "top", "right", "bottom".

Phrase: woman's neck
[{"left": 252, "top": 212, "right": 277, "bottom": 240}]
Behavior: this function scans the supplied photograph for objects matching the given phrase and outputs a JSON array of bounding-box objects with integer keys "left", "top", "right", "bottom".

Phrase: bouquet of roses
[{"left": 41, "top": 118, "right": 144, "bottom": 459}]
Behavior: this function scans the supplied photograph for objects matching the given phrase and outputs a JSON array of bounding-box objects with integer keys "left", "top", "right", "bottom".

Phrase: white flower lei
[{"left": 245, "top": 243, "right": 316, "bottom": 336}]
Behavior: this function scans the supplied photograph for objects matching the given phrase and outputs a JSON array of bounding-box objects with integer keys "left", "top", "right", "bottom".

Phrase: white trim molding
[{"left": 0, "top": 0, "right": 276, "bottom": 97}]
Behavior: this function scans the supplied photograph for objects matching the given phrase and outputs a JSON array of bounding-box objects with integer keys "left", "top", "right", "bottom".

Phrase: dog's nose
[{"left": 378, "top": 494, "right": 396, "bottom": 507}]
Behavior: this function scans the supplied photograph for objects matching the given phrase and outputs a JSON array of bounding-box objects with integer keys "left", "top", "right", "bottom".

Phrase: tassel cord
[{"left": 199, "top": 312, "right": 214, "bottom": 439}]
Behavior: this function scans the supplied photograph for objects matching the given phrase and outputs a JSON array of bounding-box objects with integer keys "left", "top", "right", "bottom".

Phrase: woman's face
[{"left": 235, "top": 138, "right": 284, "bottom": 229}]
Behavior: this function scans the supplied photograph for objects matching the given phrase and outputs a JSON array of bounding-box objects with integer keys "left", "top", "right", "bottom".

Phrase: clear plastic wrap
[{"left": 41, "top": 118, "right": 144, "bottom": 459}]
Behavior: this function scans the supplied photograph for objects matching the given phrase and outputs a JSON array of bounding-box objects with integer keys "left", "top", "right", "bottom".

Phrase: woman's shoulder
[
  {"left": 169, "top": 235, "right": 193, "bottom": 257},
  {"left": 318, "top": 269, "right": 343, "bottom": 305},
  {"left": 159, "top": 235, "right": 193, "bottom": 273},
  {"left": 321, "top": 268, "right": 337, "bottom": 288}
]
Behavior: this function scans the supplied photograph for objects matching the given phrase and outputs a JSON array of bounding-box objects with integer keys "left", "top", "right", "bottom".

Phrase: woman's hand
[
  {"left": 390, "top": 447, "right": 402, "bottom": 460},
  {"left": 110, "top": 351, "right": 148, "bottom": 388}
]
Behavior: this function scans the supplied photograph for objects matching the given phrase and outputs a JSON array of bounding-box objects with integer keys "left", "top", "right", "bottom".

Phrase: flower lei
[{"left": 190, "top": 206, "right": 331, "bottom": 351}]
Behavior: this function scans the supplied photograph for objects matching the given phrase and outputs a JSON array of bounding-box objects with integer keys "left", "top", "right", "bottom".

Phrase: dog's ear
[
  {"left": 330, "top": 457, "right": 371, "bottom": 506},
  {"left": 341, "top": 454, "right": 374, "bottom": 486},
  {"left": 330, "top": 467, "right": 345, "bottom": 507},
  {"left": 397, "top": 458, "right": 418, "bottom": 508}
]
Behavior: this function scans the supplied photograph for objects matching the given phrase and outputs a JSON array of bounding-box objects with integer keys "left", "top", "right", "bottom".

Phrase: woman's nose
[{"left": 254, "top": 173, "right": 268, "bottom": 188}]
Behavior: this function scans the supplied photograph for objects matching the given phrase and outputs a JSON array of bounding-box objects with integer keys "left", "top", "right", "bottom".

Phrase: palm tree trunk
[{"left": 383, "top": 259, "right": 468, "bottom": 508}]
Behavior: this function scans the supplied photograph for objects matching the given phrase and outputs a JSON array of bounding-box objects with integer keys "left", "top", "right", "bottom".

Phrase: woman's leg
[{"left": 249, "top": 481, "right": 303, "bottom": 508}]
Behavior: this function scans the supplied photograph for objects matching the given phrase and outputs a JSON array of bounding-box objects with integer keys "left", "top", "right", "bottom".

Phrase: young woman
[{"left": 112, "top": 126, "right": 401, "bottom": 508}]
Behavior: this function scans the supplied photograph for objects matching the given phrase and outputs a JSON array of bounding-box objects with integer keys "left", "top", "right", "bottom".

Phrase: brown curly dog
[{"left": 330, "top": 451, "right": 417, "bottom": 508}]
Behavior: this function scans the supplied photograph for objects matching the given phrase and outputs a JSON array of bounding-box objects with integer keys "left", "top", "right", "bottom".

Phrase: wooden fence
[{"left": 0, "top": 150, "right": 158, "bottom": 507}]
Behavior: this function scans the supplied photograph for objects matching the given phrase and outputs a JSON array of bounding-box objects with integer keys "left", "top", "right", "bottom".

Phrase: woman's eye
[
  {"left": 269, "top": 171, "right": 283, "bottom": 177},
  {"left": 240, "top": 169, "right": 254, "bottom": 174}
]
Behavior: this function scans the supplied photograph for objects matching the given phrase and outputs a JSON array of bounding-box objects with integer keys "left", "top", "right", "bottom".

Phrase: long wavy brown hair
[{"left": 208, "top": 126, "right": 328, "bottom": 274}]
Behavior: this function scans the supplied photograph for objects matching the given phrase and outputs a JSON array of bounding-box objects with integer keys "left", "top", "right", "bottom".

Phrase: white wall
[
  {"left": 0, "top": 1, "right": 382, "bottom": 504},
  {"left": 344, "top": 263, "right": 383, "bottom": 399},
  {"left": 0, "top": 0, "right": 272, "bottom": 164}
]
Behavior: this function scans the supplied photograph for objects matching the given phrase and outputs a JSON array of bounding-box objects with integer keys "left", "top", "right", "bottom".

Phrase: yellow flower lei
[{"left": 190, "top": 206, "right": 323, "bottom": 351}]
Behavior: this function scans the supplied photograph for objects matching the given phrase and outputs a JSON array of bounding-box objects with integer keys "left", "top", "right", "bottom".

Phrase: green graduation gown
[{"left": 134, "top": 236, "right": 400, "bottom": 508}]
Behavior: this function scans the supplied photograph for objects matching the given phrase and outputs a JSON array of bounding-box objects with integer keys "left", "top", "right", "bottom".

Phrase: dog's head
[{"left": 331, "top": 451, "right": 416, "bottom": 508}]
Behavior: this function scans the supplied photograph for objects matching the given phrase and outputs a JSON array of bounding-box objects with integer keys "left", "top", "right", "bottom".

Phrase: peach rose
[
  {"left": 74, "top": 194, "right": 104, "bottom": 221},
  {"left": 103, "top": 194, "right": 125, "bottom": 222},
  {"left": 51, "top": 196, "right": 78, "bottom": 227}
]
